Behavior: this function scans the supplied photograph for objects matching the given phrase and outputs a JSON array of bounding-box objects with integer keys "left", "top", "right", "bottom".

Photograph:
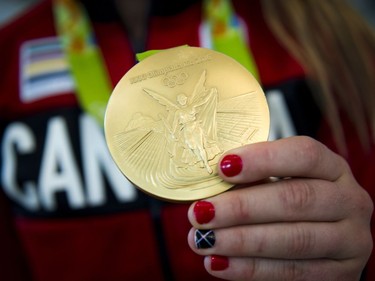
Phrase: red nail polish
[
  {"left": 211, "top": 255, "right": 229, "bottom": 271},
  {"left": 220, "top": 154, "right": 242, "bottom": 177},
  {"left": 194, "top": 201, "right": 215, "bottom": 224}
]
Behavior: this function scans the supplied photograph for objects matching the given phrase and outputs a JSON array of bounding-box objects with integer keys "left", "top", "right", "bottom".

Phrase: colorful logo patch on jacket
[{"left": 20, "top": 37, "right": 75, "bottom": 103}]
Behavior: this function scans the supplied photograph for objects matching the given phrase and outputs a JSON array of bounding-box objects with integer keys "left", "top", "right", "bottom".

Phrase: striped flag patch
[{"left": 20, "top": 37, "right": 75, "bottom": 103}]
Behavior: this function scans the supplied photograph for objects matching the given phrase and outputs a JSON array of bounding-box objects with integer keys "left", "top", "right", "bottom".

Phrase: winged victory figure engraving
[{"left": 113, "top": 70, "right": 264, "bottom": 191}]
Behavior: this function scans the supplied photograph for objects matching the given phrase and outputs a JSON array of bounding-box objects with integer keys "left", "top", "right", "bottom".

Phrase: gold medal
[{"left": 105, "top": 46, "right": 269, "bottom": 201}]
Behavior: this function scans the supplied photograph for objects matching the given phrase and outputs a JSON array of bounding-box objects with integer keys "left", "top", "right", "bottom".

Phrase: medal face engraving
[{"left": 105, "top": 46, "right": 269, "bottom": 201}]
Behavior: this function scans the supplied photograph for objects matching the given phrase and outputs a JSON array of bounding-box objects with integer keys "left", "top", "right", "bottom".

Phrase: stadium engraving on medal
[{"left": 105, "top": 46, "right": 269, "bottom": 201}]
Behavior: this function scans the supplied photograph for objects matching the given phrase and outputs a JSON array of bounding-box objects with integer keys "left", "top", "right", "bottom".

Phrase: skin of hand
[{"left": 187, "top": 136, "right": 374, "bottom": 281}]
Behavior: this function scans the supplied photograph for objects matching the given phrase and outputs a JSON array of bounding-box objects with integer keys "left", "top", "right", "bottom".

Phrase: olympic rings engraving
[{"left": 163, "top": 72, "right": 189, "bottom": 88}]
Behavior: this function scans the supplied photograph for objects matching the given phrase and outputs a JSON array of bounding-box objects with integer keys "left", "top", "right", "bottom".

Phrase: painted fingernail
[
  {"left": 194, "top": 201, "right": 215, "bottom": 224},
  {"left": 195, "top": 229, "right": 215, "bottom": 249},
  {"left": 220, "top": 154, "right": 243, "bottom": 177},
  {"left": 211, "top": 255, "right": 229, "bottom": 271}
]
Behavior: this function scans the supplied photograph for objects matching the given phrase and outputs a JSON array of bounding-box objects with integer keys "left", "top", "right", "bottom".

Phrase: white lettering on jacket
[
  {"left": 1, "top": 114, "right": 137, "bottom": 211},
  {"left": 1, "top": 123, "right": 40, "bottom": 210},
  {"left": 266, "top": 89, "right": 297, "bottom": 140},
  {"left": 39, "top": 117, "right": 85, "bottom": 210}
]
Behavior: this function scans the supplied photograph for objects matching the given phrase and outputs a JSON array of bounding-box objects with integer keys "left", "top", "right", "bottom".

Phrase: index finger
[{"left": 219, "top": 136, "right": 350, "bottom": 184}]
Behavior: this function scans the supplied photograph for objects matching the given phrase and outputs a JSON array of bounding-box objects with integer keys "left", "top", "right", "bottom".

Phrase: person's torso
[{"left": 0, "top": 1, "right": 322, "bottom": 280}]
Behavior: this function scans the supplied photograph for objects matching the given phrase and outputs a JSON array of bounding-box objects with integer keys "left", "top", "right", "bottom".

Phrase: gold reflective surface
[{"left": 105, "top": 46, "right": 269, "bottom": 201}]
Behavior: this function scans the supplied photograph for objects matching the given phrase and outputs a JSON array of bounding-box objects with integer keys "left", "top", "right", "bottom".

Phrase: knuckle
[
  {"left": 357, "top": 189, "right": 374, "bottom": 219},
  {"left": 230, "top": 227, "right": 248, "bottom": 254},
  {"left": 298, "top": 136, "right": 324, "bottom": 172},
  {"left": 230, "top": 193, "right": 252, "bottom": 222},
  {"left": 260, "top": 144, "right": 278, "bottom": 174},
  {"left": 279, "top": 180, "right": 316, "bottom": 215},
  {"left": 287, "top": 225, "right": 316, "bottom": 257},
  {"left": 281, "top": 260, "right": 305, "bottom": 281},
  {"left": 343, "top": 184, "right": 374, "bottom": 220},
  {"left": 242, "top": 258, "right": 257, "bottom": 281}
]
